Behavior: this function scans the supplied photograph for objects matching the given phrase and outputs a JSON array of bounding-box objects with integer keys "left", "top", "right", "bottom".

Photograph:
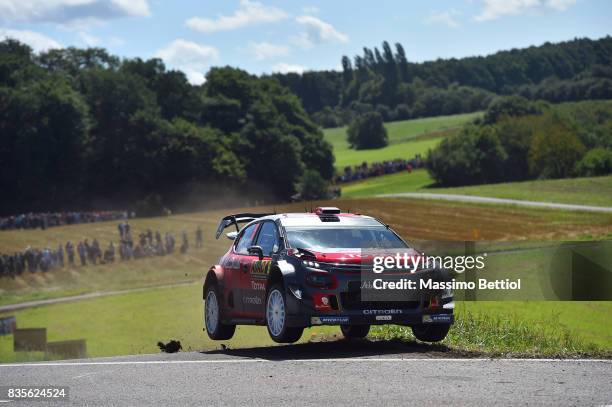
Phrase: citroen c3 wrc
[{"left": 203, "top": 207, "right": 454, "bottom": 343}]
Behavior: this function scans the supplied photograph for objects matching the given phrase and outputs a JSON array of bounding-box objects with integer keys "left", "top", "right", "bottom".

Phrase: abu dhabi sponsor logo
[{"left": 362, "top": 309, "right": 403, "bottom": 315}]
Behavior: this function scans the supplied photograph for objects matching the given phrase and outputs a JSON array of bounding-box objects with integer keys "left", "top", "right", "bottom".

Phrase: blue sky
[{"left": 1, "top": 0, "right": 611, "bottom": 84}]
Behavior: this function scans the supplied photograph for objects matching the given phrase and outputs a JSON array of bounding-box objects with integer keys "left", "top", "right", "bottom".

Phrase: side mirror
[
  {"left": 248, "top": 245, "right": 264, "bottom": 260},
  {"left": 226, "top": 231, "right": 238, "bottom": 241}
]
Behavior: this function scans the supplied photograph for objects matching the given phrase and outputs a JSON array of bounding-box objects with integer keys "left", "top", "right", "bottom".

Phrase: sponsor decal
[
  {"left": 251, "top": 260, "right": 272, "bottom": 275},
  {"left": 375, "top": 315, "right": 392, "bottom": 321},
  {"left": 314, "top": 294, "right": 333, "bottom": 310},
  {"left": 362, "top": 309, "right": 403, "bottom": 315},
  {"left": 243, "top": 296, "right": 262, "bottom": 305},
  {"left": 318, "top": 316, "right": 350, "bottom": 324},
  {"left": 311, "top": 317, "right": 322, "bottom": 325},
  {"left": 251, "top": 280, "right": 266, "bottom": 291},
  {"left": 422, "top": 314, "right": 453, "bottom": 323}
]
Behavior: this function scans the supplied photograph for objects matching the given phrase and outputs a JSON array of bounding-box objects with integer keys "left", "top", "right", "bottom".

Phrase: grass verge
[{"left": 372, "top": 302, "right": 612, "bottom": 358}]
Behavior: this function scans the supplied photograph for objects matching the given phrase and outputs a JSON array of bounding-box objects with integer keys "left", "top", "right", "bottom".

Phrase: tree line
[
  {"left": 272, "top": 36, "right": 612, "bottom": 127},
  {"left": 426, "top": 98, "right": 612, "bottom": 186},
  {"left": 0, "top": 40, "right": 334, "bottom": 215}
]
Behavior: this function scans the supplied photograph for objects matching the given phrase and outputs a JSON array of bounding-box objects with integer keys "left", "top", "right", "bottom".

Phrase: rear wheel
[
  {"left": 266, "top": 284, "right": 303, "bottom": 343},
  {"left": 204, "top": 284, "right": 236, "bottom": 340},
  {"left": 411, "top": 324, "right": 450, "bottom": 342},
  {"left": 340, "top": 324, "right": 370, "bottom": 339}
]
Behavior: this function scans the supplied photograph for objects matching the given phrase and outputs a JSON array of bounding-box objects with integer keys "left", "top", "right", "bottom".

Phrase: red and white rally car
[{"left": 203, "top": 207, "right": 454, "bottom": 343}]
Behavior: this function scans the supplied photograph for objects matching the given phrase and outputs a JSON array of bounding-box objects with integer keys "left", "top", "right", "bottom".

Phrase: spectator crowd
[
  {"left": 0, "top": 211, "right": 129, "bottom": 231},
  {"left": 0, "top": 223, "right": 204, "bottom": 278},
  {"left": 335, "top": 156, "right": 424, "bottom": 184}
]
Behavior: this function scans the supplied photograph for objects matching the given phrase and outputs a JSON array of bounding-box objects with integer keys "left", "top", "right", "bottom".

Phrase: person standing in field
[
  {"left": 57, "top": 244, "right": 64, "bottom": 267},
  {"left": 195, "top": 227, "right": 203, "bottom": 249},
  {"left": 65, "top": 241, "right": 75, "bottom": 265},
  {"left": 180, "top": 231, "right": 188, "bottom": 254},
  {"left": 77, "top": 241, "right": 87, "bottom": 266}
]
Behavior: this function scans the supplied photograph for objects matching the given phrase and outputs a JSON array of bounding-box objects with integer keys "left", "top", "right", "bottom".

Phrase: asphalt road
[
  {"left": 378, "top": 192, "right": 612, "bottom": 213},
  {"left": 1, "top": 342, "right": 611, "bottom": 406}
]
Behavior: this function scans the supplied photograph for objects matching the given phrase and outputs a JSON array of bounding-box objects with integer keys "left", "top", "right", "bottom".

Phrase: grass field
[
  {"left": 342, "top": 170, "right": 612, "bottom": 208},
  {"left": 373, "top": 301, "right": 612, "bottom": 357},
  {"left": 2, "top": 198, "right": 611, "bottom": 306},
  {"left": 1, "top": 286, "right": 609, "bottom": 362},
  {"left": 324, "top": 112, "right": 481, "bottom": 169},
  {"left": 0, "top": 284, "right": 338, "bottom": 362},
  {"left": 1, "top": 198, "right": 611, "bottom": 361}
]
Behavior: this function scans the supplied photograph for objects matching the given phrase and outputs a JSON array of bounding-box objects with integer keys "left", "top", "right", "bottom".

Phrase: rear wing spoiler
[{"left": 215, "top": 213, "right": 272, "bottom": 239}]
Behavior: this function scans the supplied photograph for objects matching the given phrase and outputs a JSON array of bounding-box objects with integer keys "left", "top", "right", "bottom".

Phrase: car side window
[
  {"left": 235, "top": 223, "right": 258, "bottom": 255},
  {"left": 255, "top": 221, "right": 280, "bottom": 257}
]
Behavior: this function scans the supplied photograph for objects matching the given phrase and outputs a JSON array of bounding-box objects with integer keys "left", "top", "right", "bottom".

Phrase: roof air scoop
[{"left": 314, "top": 207, "right": 341, "bottom": 215}]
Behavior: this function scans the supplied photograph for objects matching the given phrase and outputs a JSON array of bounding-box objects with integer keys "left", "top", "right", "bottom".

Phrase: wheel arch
[{"left": 203, "top": 265, "right": 224, "bottom": 300}]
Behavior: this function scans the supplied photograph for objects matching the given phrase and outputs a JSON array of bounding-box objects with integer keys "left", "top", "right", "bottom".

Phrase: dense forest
[
  {"left": 273, "top": 36, "right": 612, "bottom": 127},
  {"left": 2, "top": 36, "right": 611, "bottom": 215},
  {"left": 0, "top": 40, "right": 334, "bottom": 215},
  {"left": 426, "top": 98, "right": 612, "bottom": 186}
]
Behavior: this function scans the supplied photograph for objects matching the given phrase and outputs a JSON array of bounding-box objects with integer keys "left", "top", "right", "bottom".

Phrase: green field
[
  {"left": 341, "top": 169, "right": 435, "bottom": 197},
  {"left": 1, "top": 197, "right": 611, "bottom": 361},
  {"left": 1, "top": 284, "right": 609, "bottom": 362},
  {"left": 0, "top": 284, "right": 338, "bottom": 362},
  {"left": 324, "top": 112, "right": 481, "bottom": 169},
  {"left": 342, "top": 170, "right": 612, "bottom": 208}
]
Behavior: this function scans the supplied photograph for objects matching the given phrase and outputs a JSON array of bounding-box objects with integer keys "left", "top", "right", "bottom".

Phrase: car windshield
[{"left": 284, "top": 227, "right": 408, "bottom": 250}]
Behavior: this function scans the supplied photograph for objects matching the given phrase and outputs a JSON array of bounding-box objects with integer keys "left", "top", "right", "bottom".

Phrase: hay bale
[
  {"left": 13, "top": 328, "right": 47, "bottom": 351},
  {"left": 46, "top": 339, "right": 87, "bottom": 359}
]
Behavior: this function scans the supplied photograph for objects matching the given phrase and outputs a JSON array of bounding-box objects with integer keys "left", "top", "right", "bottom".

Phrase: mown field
[
  {"left": 1, "top": 286, "right": 610, "bottom": 362},
  {"left": 1, "top": 198, "right": 611, "bottom": 361},
  {"left": 342, "top": 170, "right": 612, "bottom": 208},
  {"left": 2, "top": 198, "right": 611, "bottom": 306},
  {"left": 324, "top": 112, "right": 481, "bottom": 169}
]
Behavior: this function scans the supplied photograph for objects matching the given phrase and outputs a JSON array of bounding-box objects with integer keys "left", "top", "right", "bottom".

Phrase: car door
[
  {"left": 241, "top": 221, "right": 281, "bottom": 318},
  {"left": 232, "top": 222, "right": 260, "bottom": 318}
]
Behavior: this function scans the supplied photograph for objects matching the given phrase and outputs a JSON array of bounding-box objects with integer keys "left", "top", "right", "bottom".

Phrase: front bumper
[
  {"left": 286, "top": 309, "right": 453, "bottom": 327},
  {"left": 285, "top": 266, "right": 454, "bottom": 328}
]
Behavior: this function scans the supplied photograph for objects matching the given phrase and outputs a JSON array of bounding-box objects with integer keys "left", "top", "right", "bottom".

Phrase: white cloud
[
  {"left": 474, "top": 0, "right": 576, "bottom": 21},
  {"left": 186, "top": 0, "right": 288, "bottom": 33},
  {"left": 271, "top": 62, "right": 305, "bottom": 74},
  {"left": 425, "top": 9, "right": 461, "bottom": 28},
  {"left": 155, "top": 39, "right": 219, "bottom": 85},
  {"left": 295, "top": 15, "right": 348, "bottom": 46},
  {"left": 0, "top": 28, "right": 62, "bottom": 52},
  {"left": 78, "top": 30, "right": 101, "bottom": 46},
  {"left": 0, "top": 0, "right": 150, "bottom": 25},
  {"left": 246, "top": 41, "right": 289, "bottom": 60}
]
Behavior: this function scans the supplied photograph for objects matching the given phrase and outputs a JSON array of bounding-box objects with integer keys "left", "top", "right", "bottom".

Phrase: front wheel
[
  {"left": 411, "top": 324, "right": 450, "bottom": 342},
  {"left": 266, "top": 284, "right": 303, "bottom": 343},
  {"left": 340, "top": 324, "right": 370, "bottom": 339},
  {"left": 204, "top": 284, "right": 236, "bottom": 340}
]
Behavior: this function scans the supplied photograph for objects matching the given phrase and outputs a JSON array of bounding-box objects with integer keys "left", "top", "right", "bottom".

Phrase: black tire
[
  {"left": 340, "top": 324, "right": 370, "bottom": 339},
  {"left": 411, "top": 324, "right": 451, "bottom": 342},
  {"left": 204, "top": 284, "right": 236, "bottom": 340},
  {"left": 265, "top": 284, "right": 304, "bottom": 343}
]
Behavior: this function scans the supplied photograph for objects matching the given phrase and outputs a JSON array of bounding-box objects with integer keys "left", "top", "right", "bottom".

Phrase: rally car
[{"left": 203, "top": 207, "right": 454, "bottom": 343}]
